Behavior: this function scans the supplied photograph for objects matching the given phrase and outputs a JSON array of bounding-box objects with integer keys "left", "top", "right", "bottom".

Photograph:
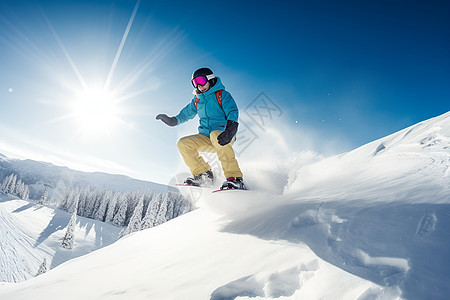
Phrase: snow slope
[
  {"left": 0, "top": 194, "right": 121, "bottom": 283},
  {"left": 0, "top": 203, "right": 382, "bottom": 300},
  {"left": 0, "top": 111, "right": 449, "bottom": 299}
]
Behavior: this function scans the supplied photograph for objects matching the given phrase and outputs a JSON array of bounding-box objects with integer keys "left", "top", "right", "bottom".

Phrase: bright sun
[{"left": 71, "top": 88, "right": 121, "bottom": 136}]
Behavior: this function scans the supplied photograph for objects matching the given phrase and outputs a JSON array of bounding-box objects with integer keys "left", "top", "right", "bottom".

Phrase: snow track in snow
[
  {"left": 0, "top": 195, "right": 121, "bottom": 283},
  {"left": 0, "top": 197, "right": 48, "bottom": 282}
]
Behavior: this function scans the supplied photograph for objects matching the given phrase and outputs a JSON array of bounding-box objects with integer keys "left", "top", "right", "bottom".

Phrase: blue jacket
[{"left": 175, "top": 77, "right": 239, "bottom": 137}]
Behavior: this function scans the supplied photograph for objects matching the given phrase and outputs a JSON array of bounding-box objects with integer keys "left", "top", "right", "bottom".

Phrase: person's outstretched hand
[
  {"left": 217, "top": 120, "right": 238, "bottom": 146},
  {"left": 156, "top": 114, "right": 178, "bottom": 127}
]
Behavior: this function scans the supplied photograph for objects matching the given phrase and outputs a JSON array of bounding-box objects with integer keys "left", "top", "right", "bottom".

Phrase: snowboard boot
[
  {"left": 220, "top": 177, "right": 246, "bottom": 190},
  {"left": 184, "top": 170, "right": 214, "bottom": 187}
]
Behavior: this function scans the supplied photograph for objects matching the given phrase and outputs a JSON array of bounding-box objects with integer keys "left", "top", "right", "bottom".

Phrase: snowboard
[
  {"left": 176, "top": 183, "right": 214, "bottom": 188},
  {"left": 176, "top": 183, "right": 247, "bottom": 193},
  {"left": 176, "top": 183, "right": 201, "bottom": 187},
  {"left": 212, "top": 187, "right": 248, "bottom": 193}
]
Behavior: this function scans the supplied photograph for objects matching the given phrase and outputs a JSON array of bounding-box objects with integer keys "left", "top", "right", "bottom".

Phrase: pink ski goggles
[{"left": 191, "top": 74, "right": 215, "bottom": 88}]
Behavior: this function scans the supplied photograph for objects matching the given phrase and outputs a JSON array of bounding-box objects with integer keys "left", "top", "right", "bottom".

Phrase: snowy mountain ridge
[
  {"left": 1, "top": 111, "right": 449, "bottom": 299},
  {"left": 0, "top": 154, "right": 173, "bottom": 201}
]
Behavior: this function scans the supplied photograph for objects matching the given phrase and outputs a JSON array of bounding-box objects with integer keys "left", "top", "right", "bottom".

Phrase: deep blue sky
[{"left": 0, "top": 0, "right": 448, "bottom": 183}]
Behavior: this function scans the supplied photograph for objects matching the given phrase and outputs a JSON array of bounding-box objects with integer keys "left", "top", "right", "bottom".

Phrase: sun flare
[{"left": 71, "top": 88, "right": 121, "bottom": 136}]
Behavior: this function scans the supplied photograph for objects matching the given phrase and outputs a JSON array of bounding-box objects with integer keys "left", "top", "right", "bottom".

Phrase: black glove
[
  {"left": 217, "top": 120, "right": 239, "bottom": 146},
  {"left": 156, "top": 114, "right": 178, "bottom": 127}
]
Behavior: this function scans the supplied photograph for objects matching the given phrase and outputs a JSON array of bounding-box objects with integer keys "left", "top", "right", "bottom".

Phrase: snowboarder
[{"left": 156, "top": 67, "right": 246, "bottom": 190}]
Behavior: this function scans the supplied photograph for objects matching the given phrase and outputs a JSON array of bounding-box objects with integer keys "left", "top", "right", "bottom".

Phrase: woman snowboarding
[{"left": 156, "top": 67, "right": 246, "bottom": 190}]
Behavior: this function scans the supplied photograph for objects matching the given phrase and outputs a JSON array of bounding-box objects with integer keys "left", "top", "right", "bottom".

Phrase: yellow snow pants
[{"left": 177, "top": 130, "right": 243, "bottom": 178}]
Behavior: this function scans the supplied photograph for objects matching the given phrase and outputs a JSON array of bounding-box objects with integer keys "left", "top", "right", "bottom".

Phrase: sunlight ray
[
  {"left": 113, "top": 27, "right": 185, "bottom": 94},
  {"left": 43, "top": 13, "right": 87, "bottom": 90},
  {"left": 0, "top": 15, "right": 52, "bottom": 64},
  {"left": 104, "top": 0, "right": 141, "bottom": 90}
]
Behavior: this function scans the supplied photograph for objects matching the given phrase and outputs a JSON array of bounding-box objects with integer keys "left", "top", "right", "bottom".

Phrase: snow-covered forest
[
  {"left": 1, "top": 173, "right": 30, "bottom": 201},
  {"left": 0, "top": 170, "right": 192, "bottom": 237},
  {"left": 0, "top": 152, "right": 194, "bottom": 235},
  {"left": 57, "top": 186, "right": 192, "bottom": 236}
]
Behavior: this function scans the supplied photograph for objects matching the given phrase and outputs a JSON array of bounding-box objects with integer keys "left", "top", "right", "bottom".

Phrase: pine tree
[
  {"left": 113, "top": 195, "right": 128, "bottom": 227},
  {"left": 155, "top": 193, "right": 169, "bottom": 226},
  {"left": 36, "top": 258, "right": 47, "bottom": 276},
  {"left": 141, "top": 193, "right": 162, "bottom": 229},
  {"left": 124, "top": 192, "right": 135, "bottom": 225},
  {"left": 61, "top": 191, "right": 78, "bottom": 250},
  {"left": 0, "top": 175, "right": 9, "bottom": 192},
  {"left": 105, "top": 192, "right": 120, "bottom": 223},
  {"left": 38, "top": 186, "right": 49, "bottom": 205},
  {"left": 61, "top": 211, "right": 77, "bottom": 250},
  {"left": 4, "top": 174, "right": 17, "bottom": 194},
  {"left": 22, "top": 185, "right": 29, "bottom": 201},
  {"left": 165, "top": 192, "right": 176, "bottom": 221},
  {"left": 121, "top": 195, "right": 144, "bottom": 237},
  {"left": 67, "top": 188, "right": 80, "bottom": 213},
  {"left": 14, "top": 179, "right": 24, "bottom": 198},
  {"left": 91, "top": 189, "right": 105, "bottom": 219},
  {"left": 69, "top": 189, "right": 79, "bottom": 214},
  {"left": 141, "top": 191, "right": 153, "bottom": 215},
  {"left": 19, "top": 180, "right": 27, "bottom": 199},
  {"left": 58, "top": 188, "right": 71, "bottom": 211},
  {"left": 84, "top": 188, "right": 98, "bottom": 218},
  {"left": 94, "top": 190, "right": 111, "bottom": 222},
  {"left": 77, "top": 186, "right": 90, "bottom": 217}
]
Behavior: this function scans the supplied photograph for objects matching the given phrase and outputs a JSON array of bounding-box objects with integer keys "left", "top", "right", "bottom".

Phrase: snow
[
  {"left": 0, "top": 111, "right": 449, "bottom": 299},
  {"left": 0, "top": 195, "right": 121, "bottom": 283},
  {"left": 0, "top": 208, "right": 381, "bottom": 299}
]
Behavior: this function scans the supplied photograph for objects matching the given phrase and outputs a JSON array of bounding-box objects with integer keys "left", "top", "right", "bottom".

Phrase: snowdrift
[{"left": 0, "top": 111, "right": 449, "bottom": 299}]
